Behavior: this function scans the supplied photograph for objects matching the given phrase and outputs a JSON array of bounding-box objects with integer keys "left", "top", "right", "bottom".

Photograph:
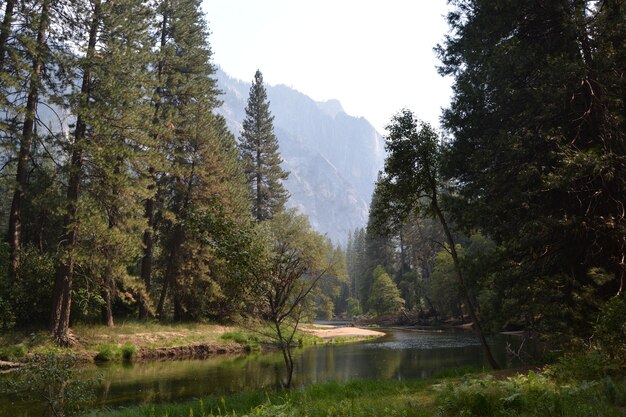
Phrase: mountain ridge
[{"left": 215, "top": 69, "right": 385, "bottom": 245}]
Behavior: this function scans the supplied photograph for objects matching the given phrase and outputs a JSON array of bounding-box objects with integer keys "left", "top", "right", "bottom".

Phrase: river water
[{"left": 2, "top": 328, "right": 524, "bottom": 415}]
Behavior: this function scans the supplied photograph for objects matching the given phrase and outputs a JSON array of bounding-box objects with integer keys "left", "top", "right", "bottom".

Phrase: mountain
[{"left": 215, "top": 69, "right": 385, "bottom": 245}]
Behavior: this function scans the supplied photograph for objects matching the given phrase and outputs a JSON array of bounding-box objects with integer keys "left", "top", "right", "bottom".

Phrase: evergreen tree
[
  {"left": 373, "top": 109, "right": 500, "bottom": 369},
  {"left": 239, "top": 70, "right": 289, "bottom": 222},
  {"left": 5, "top": 0, "right": 52, "bottom": 284},
  {"left": 368, "top": 265, "right": 404, "bottom": 316},
  {"left": 51, "top": 0, "right": 154, "bottom": 340},
  {"left": 149, "top": 0, "right": 251, "bottom": 321},
  {"left": 437, "top": 0, "right": 625, "bottom": 341}
]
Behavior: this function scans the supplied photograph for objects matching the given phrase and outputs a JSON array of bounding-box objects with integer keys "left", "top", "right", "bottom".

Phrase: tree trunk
[
  {"left": 6, "top": 0, "right": 49, "bottom": 284},
  {"left": 139, "top": 187, "right": 155, "bottom": 319},
  {"left": 140, "top": 7, "right": 169, "bottom": 319},
  {"left": 433, "top": 200, "right": 500, "bottom": 370},
  {"left": 274, "top": 320, "right": 294, "bottom": 388},
  {"left": 256, "top": 146, "right": 262, "bottom": 221},
  {"left": 0, "top": 0, "right": 16, "bottom": 67},
  {"left": 50, "top": 0, "right": 101, "bottom": 345},
  {"left": 157, "top": 224, "right": 183, "bottom": 320},
  {"left": 101, "top": 269, "right": 114, "bottom": 327}
]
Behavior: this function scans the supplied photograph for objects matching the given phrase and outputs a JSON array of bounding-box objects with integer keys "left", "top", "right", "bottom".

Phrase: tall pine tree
[{"left": 239, "top": 70, "right": 289, "bottom": 222}]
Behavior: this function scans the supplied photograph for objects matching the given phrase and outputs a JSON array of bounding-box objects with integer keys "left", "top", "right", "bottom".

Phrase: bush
[
  {"left": 346, "top": 297, "right": 362, "bottom": 318},
  {"left": 0, "top": 343, "right": 28, "bottom": 361},
  {"left": 1, "top": 353, "right": 97, "bottom": 416},
  {"left": 94, "top": 344, "right": 120, "bottom": 362},
  {"left": 121, "top": 343, "right": 137, "bottom": 362},
  {"left": 593, "top": 295, "right": 626, "bottom": 361},
  {"left": 368, "top": 266, "right": 404, "bottom": 316},
  {"left": 6, "top": 245, "right": 55, "bottom": 326},
  {"left": 435, "top": 372, "right": 623, "bottom": 417}
]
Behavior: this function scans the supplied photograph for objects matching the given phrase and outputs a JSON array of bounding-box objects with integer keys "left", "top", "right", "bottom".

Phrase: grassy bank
[
  {"left": 0, "top": 322, "right": 374, "bottom": 364},
  {"left": 0, "top": 322, "right": 244, "bottom": 363},
  {"left": 84, "top": 364, "right": 626, "bottom": 417}
]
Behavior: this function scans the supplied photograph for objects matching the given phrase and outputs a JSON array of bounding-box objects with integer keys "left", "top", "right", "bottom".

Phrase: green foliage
[
  {"left": 0, "top": 244, "right": 55, "bottom": 327},
  {"left": 239, "top": 69, "right": 289, "bottom": 222},
  {"left": 546, "top": 351, "right": 623, "bottom": 382},
  {"left": 1, "top": 353, "right": 97, "bottom": 417},
  {"left": 368, "top": 265, "right": 404, "bottom": 316},
  {"left": 0, "top": 343, "right": 27, "bottom": 361},
  {"left": 85, "top": 379, "right": 435, "bottom": 417},
  {"left": 95, "top": 344, "right": 121, "bottom": 362},
  {"left": 346, "top": 297, "right": 362, "bottom": 317},
  {"left": 435, "top": 372, "right": 624, "bottom": 417},
  {"left": 220, "top": 331, "right": 261, "bottom": 351},
  {"left": 593, "top": 295, "right": 626, "bottom": 361},
  {"left": 433, "top": 365, "right": 481, "bottom": 379},
  {"left": 121, "top": 343, "right": 138, "bottom": 362},
  {"left": 248, "top": 210, "right": 346, "bottom": 385},
  {"left": 94, "top": 342, "right": 137, "bottom": 362},
  {"left": 437, "top": 0, "right": 626, "bottom": 342},
  {"left": 430, "top": 245, "right": 463, "bottom": 319}
]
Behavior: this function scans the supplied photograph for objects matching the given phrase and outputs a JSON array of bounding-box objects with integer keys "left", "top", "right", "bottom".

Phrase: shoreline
[{"left": 0, "top": 322, "right": 388, "bottom": 366}]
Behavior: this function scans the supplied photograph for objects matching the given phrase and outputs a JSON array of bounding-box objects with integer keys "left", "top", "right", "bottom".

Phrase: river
[{"left": 1, "top": 328, "right": 526, "bottom": 415}]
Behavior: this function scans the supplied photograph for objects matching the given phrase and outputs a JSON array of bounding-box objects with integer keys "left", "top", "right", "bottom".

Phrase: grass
[
  {"left": 0, "top": 321, "right": 356, "bottom": 363},
  {"left": 0, "top": 322, "right": 238, "bottom": 363},
  {"left": 93, "top": 343, "right": 137, "bottom": 362},
  {"left": 84, "top": 379, "right": 436, "bottom": 417},
  {"left": 82, "top": 353, "right": 626, "bottom": 417}
]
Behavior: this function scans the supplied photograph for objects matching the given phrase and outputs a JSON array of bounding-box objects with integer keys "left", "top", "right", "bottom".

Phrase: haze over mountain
[{"left": 215, "top": 69, "right": 385, "bottom": 245}]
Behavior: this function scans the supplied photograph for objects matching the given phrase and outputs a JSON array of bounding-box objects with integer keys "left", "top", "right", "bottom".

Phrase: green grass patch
[
  {"left": 94, "top": 344, "right": 121, "bottom": 362},
  {"left": 220, "top": 330, "right": 262, "bottom": 351},
  {"left": 433, "top": 365, "right": 482, "bottom": 379},
  {"left": 121, "top": 343, "right": 137, "bottom": 361},
  {"left": 85, "top": 379, "right": 436, "bottom": 417},
  {"left": 0, "top": 343, "right": 28, "bottom": 361},
  {"left": 82, "top": 353, "right": 626, "bottom": 417},
  {"left": 435, "top": 372, "right": 625, "bottom": 417}
]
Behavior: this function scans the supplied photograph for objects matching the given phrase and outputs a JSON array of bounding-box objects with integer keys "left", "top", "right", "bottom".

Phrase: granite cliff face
[{"left": 216, "top": 69, "right": 385, "bottom": 245}]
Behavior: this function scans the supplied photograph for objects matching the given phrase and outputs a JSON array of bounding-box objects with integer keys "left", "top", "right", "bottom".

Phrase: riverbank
[
  {"left": 84, "top": 362, "right": 626, "bottom": 417},
  {"left": 0, "top": 321, "right": 386, "bottom": 364}
]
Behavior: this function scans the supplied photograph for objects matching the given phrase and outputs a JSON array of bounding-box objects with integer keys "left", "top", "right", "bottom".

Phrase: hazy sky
[{"left": 201, "top": 1, "right": 453, "bottom": 133}]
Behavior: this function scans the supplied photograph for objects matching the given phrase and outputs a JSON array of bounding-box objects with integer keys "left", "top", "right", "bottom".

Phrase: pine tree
[
  {"left": 437, "top": 0, "right": 625, "bottom": 339},
  {"left": 5, "top": 0, "right": 51, "bottom": 284},
  {"left": 239, "top": 70, "right": 289, "bottom": 222},
  {"left": 148, "top": 0, "right": 252, "bottom": 322},
  {"left": 51, "top": 0, "right": 154, "bottom": 340}
]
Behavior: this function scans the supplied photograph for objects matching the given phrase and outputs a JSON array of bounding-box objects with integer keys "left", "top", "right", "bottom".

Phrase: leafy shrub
[
  {"left": 0, "top": 296, "right": 15, "bottom": 330},
  {"left": 0, "top": 343, "right": 28, "bottom": 361},
  {"left": 593, "top": 295, "right": 626, "bottom": 361},
  {"left": 7, "top": 245, "right": 55, "bottom": 326},
  {"left": 346, "top": 297, "right": 362, "bottom": 317},
  {"left": 121, "top": 343, "right": 137, "bottom": 362},
  {"left": 547, "top": 351, "right": 612, "bottom": 381},
  {"left": 435, "top": 372, "right": 622, "bottom": 417},
  {"left": 94, "top": 344, "right": 120, "bottom": 362},
  {"left": 1, "top": 353, "right": 97, "bottom": 416}
]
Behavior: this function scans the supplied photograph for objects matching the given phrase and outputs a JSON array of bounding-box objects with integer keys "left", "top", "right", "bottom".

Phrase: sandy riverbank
[{"left": 300, "top": 324, "right": 385, "bottom": 339}]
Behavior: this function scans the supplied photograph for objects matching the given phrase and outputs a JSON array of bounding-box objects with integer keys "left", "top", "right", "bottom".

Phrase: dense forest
[
  {"left": 0, "top": 0, "right": 624, "bottom": 363},
  {"left": 0, "top": 0, "right": 344, "bottom": 346},
  {"left": 346, "top": 0, "right": 625, "bottom": 357}
]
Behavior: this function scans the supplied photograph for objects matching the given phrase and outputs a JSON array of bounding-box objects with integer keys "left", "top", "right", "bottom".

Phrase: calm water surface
[{"left": 2, "top": 328, "right": 523, "bottom": 415}]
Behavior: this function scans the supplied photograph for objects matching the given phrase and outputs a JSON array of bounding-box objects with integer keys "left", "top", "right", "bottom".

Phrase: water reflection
[{"left": 1, "top": 329, "right": 522, "bottom": 415}]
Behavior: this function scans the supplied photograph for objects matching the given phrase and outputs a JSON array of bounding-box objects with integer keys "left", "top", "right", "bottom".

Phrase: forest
[
  {"left": 345, "top": 0, "right": 625, "bottom": 357},
  {"left": 0, "top": 0, "right": 348, "bottom": 344},
  {"left": 0, "top": 0, "right": 624, "bottom": 416}
]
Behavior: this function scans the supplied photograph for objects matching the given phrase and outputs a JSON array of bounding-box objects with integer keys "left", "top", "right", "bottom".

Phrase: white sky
[{"left": 201, "top": 0, "right": 453, "bottom": 133}]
